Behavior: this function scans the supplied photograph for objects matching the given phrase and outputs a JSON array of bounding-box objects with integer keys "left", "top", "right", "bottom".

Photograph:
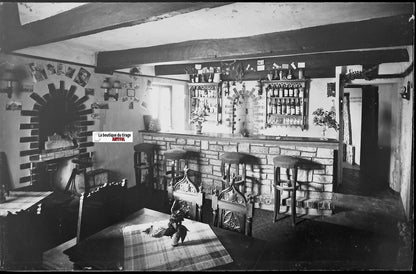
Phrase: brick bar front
[{"left": 140, "top": 131, "right": 338, "bottom": 216}]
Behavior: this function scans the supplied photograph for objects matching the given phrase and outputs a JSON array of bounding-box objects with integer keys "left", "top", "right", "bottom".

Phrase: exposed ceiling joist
[
  {"left": 96, "top": 14, "right": 413, "bottom": 74},
  {"left": 2, "top": 2, "right": 233, "bottom": 53},
  {"left": 154, "top": 48, "right": 410, "bottom": 79}
]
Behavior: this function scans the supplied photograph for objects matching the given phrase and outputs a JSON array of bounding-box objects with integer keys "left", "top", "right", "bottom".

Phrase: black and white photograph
[
  {"left": 28, "top": 62, "right": 48, "bottom": 82},
  {"left": 74, "top": 67, "right": 91, "bottom": 87},
  {"left": 5, "top": 100, "right": 22, "bottom": 111},
  {"left": 65, "top": 66, "right": 76, "bottom": 79},
  {"left": 0, "top": 2, "right": 413, "bottom": 272},
  {"left": 56, "top": 62, "right": 65, "bottom": 75},
  {"left": 46, "top": 63, "right": 56, "bottom": 75}
]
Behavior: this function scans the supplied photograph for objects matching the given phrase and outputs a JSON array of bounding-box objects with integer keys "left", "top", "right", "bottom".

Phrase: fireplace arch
[{"left": 19, "top": 81, "right": 95, "bottom": 187}]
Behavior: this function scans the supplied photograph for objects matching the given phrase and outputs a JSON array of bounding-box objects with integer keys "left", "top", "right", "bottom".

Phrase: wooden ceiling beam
[
  {"left": 1, "top": 2, "right": 233, "bottom": 53},
  {"left": 154, "top": 49, "right": 410, "bottom": 78},
  {"left": 96, "top": 14, "right": 413, "bottom": 74}
]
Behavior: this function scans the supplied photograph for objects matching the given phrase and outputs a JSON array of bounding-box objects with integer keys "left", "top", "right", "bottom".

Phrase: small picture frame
[{"left": 127, "top": 89, "right": 135, "bottom": 97}]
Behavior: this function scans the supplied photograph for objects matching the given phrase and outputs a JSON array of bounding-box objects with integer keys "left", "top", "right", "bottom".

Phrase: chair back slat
[
  {"left": 212, "top": 175, "right": 254, "bottom": 236},
  {"left": 76, "top": 179, "right": 127, "bottom": 243},
  {"left": 167, "top": 167, "right": 204, "bottom": 221}
]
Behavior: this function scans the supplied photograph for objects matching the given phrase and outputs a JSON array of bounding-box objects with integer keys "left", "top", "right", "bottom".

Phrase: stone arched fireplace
[{"left": 19, "top": 81, "right": 95, "bottom": 189}]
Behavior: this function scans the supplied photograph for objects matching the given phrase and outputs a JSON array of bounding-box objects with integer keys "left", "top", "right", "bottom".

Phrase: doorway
[{"left": 341, "top": 84, "right": 394, "bottom": 195}]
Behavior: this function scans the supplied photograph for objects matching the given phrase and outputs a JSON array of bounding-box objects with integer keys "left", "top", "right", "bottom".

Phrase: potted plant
[
  {"left": 190, "top": 106, "right": 208, "bottom": 134},
  {"left": 312, "top": 108, "right": 339, "bottom": 138}
]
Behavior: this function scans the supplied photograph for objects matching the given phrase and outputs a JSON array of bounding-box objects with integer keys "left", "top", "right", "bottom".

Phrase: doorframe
[{"left": 336, "top": 72, "right": 402, "bottom": 189}]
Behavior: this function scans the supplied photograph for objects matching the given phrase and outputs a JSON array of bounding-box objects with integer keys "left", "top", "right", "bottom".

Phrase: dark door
[{"left": 360, "top": 86, "right": 379, "bottom": 186}]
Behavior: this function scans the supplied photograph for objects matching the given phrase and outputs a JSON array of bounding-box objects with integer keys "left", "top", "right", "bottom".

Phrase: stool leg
[
  {"left": 291, "top": 168, "right": 298, "bottom": 226},
  {"left": 273, "top": 167, "right": 281, "bottom": 222}
]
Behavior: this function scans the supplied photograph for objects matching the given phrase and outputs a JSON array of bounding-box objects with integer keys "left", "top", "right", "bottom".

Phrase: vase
[
  {"left": 321, "top": 126, "right": 328, "bottom": 140},
  {"left": 195, "top": 123, "right": 202, "bottom": 134},
  {"left": 172, "top": 231, "right": 180, "bottom": 246}
]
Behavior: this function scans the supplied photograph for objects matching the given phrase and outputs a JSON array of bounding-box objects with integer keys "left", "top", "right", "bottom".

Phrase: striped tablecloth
[
  {"left": 122, "top": 219, "right": 233, "bottom": 271},
  {"left": 0, "top": 191, "right": 52, "bottom": 216}
]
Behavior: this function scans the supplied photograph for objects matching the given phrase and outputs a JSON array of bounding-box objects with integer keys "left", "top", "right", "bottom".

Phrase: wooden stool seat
[
  {"left": 134, "top": 143, "right": 157, "bottom": 154},
  {"left": 273, "top": 156, "right": 300, "bottom": 169},
  {"left": 164, "top": 149, "right": 187, "bottom": 160},
  {"left": 273, "top": 155, "right": 302, "bottom": 226},
  {"left": 220, "top": 152, "right": 251, "bottom": 164}
]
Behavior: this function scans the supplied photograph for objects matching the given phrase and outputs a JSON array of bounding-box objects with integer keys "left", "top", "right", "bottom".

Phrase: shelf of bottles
[
  {"left": 189, "top": 82, "right": 222, "bottom": 124},
  {"left": 262, "top": 79, "right": 308, "bottom": 130}
]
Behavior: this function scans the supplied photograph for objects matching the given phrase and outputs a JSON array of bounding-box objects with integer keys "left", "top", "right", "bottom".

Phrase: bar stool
[
  {"left": 134, "top": 143, "right": 158, "bottom": 188},
  {"left": 220, "top": 152, "right": 250, "bottom": 194},
  {"left": 163, "top": 149, "right": 188, "bottom": 189},
  {"left": 273, "top": 155, "right": 301, "bottom": 226}
]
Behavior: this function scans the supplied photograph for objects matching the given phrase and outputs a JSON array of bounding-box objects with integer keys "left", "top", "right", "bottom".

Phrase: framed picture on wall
[{"left": 127, "top": 89, "right": 135, "bottom": 97}]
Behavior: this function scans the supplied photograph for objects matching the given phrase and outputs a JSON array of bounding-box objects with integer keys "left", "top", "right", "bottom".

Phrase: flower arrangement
[{"left": 312, "top": 108, "right": 339, "bottom": 131}]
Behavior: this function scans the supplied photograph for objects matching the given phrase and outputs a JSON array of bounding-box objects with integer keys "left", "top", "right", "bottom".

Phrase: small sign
[
  {"left": 327, "top": 82, "right": 336, "bottom": 97},
  {"left": 257, "top": 65, "right": 265, "bottom": 71},
  {"left": 298, "top": 62, "right": 306, "bottom": 68},
  {"left": 257, "top": 60, "right": 264, "bottom": 66},
  {"left": 195, "top": 64, "right": 202, "bottom": 70},
  {"left": 282, "top": 64, "right": 289, "bottom": 69},
  {"left": 93, "top": 131, "right": 133, "bottom": 143}
]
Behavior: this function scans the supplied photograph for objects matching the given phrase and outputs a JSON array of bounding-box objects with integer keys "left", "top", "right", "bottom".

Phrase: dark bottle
[
  {"left": 278, "top": 84, "right": 283, "bottom": 97},
  {"left": 273, "top": 84, "right": 278, "bottom": 97},
  {"left": 283, "top": 84, "right": 288, "bottom": 97},
  {"left": 288, "top": 84, "right": 294, "bottom": 97},
  {"left": 290, "top": 99, "right": 295, "bottom": 115},
  {"left": 282, "top": 99, "right": 287, "bottom": 115},
  {"left": 295, "top": 99, "right": 300, "bottom": 115},
  {"left": 299, "top": 85, "right": 304, "bottom": 98},
  {"left": 277, "top": 99, "right": 282, "bottom": 114},
  {"left": 294, "top": 84, "right": 299, "bottom": 97}
]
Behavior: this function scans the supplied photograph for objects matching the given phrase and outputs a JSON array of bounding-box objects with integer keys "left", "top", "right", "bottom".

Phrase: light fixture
[
  {"left": 112, "top": 80, "right": 121, "bottom": 101},
  {"left": 400, "top": 81, "right": 411, "bottom": 100},
  {"left": 101, "top": 77, "right": 114, "bottom": 101},
  {"left": 1, "top": 69, "right": 17, "bottom": 98}
]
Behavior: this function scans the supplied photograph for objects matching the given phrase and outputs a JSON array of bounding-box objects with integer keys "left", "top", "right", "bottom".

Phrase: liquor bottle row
[
  {"left": 190, "top": 86, "right": 218, "bottom": 98},
  {"left": 266, "top": 68, "right": 304, "bottom": 81},
  {"left": 271, "top": 117, "right": 304, "bottom": 126},
  {"left": 192, "top": 98, "right": 218, "bottom": 114},
  {"left": 268, "top": 98, "right": 302, "bottom": 116},
  {"left": 264, "top": 83, "right": 305, "bottom": 98}
]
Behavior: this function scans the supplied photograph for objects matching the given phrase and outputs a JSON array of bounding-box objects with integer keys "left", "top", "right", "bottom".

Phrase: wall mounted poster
[
  {"left": 28, "top": 63, "right": 48, "bottom": 82},
  {"left": 6, "top": 101, "right": 22, "bottom": 111},
  {"left": 74, "top": 67, "right": 91, "bottom": 87},
  {"left": 57, "top": 62, "right": 65, "bottom": 75},
  {"left": 46, "top": 63, "right": 56, "bottom": 75},
  {"left": 65, "top": 66, "right": 76, "bottom": 79}
]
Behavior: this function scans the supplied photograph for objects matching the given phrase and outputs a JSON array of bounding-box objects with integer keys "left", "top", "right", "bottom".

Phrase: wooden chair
[
  {"left": 212, "top": 174, "right": 254, "bottom": 236},
  {"left": 167, "top": 166, "right": 204, "bottom": 221},
  {"left": 76, "top": 179, "right": 127, "bottom": 243}
]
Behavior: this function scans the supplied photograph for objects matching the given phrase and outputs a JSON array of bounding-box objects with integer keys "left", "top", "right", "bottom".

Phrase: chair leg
[
  {"left": 291, "top": 168, "right": 297, "bottom": 226},
  {"left": 273, "top": 167, "right": 280, "bottom": 222}
]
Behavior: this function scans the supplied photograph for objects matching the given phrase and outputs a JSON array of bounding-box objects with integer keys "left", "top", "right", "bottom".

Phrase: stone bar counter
[{"left": 139, "top": 130, "right": 338, "bottom": 216}]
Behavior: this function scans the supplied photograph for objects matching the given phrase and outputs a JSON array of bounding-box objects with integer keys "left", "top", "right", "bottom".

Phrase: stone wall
[{"left": 142, "top": 132, "right": 337, "bottom": 216}]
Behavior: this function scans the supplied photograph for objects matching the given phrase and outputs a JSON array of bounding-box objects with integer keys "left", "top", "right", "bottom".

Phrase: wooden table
[{"left": 64, "top": 208, "right": 267, "bottom": 270}]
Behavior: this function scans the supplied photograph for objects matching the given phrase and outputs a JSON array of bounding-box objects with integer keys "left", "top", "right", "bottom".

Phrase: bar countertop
[{"left": 139, "top": 130, "right": 339, "bottom": 149}]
